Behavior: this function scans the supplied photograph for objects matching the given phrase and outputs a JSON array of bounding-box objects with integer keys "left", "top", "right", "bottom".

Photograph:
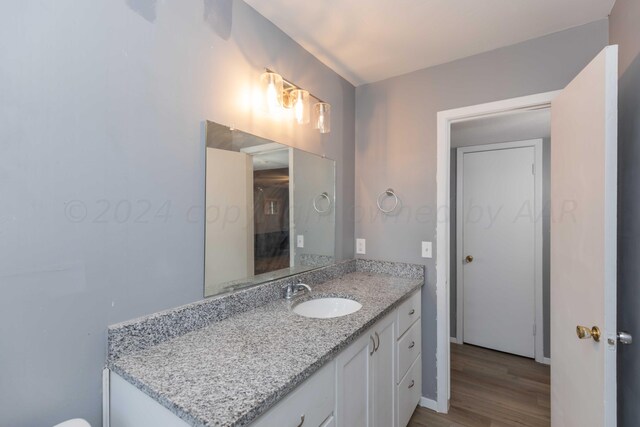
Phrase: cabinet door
[
  {"left": 372, "top": 312, "right": 396, "bottom": 427},
  {"left": 336, "top": 329, "right": 374, "bottom": 427}
]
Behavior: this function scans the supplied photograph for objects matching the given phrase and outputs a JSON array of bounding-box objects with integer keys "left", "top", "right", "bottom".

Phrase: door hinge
[
  {"left": 533, "top": 324, "right": 537, "bottom": 336},
  {"left": 532, "top": 164, "right": 535, "bottom": 175}
]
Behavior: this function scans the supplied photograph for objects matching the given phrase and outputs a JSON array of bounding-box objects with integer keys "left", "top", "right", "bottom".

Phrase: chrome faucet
[{"left": 283, "top": 282, "right": 312, "bottom": 300}]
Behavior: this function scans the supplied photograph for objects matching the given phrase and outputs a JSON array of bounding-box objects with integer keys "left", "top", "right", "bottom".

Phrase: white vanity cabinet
[
  {"left": 251, "top": 361, "right": 336, "bottom": 427},
  {"left": 109, "top": 289, "right": 422, "bottom": 427},
  {"left": 395, "top": 291, "right": 422, "bottom": 427},
  {"left": 335, "top": 311, "right": 396, "bottom": 427},
  {"left": 335, "top": 289, "right": 422, "bottom": 427},
  {"left": 372, "top": 311, "right": 397, "bottom": 427},
  {"left": 335, "top": 324, "right": 374, "bottom": 426}
]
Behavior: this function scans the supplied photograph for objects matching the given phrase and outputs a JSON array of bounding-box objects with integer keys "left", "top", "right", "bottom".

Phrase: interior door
[
  {"left": 550, "top": 45, "right": 617, "bottom": 427},
  {"left": 461, "top": 145, "right": 536, "bottom": 358},
  {"left": 205, "top": 148, "right": 254, "bottom": 296}
]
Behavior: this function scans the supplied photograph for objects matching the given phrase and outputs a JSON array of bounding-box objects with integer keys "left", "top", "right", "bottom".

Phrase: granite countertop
[{"left": 108, "top": 270, "right": 422, "bottom": 427}]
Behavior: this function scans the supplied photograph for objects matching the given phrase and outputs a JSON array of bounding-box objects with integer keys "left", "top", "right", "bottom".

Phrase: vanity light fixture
[
  {"left": 260, "top": 69, "right": 330, "bottom": 133},
  {"left": 291, "top": 89, "right": 310, "bottom": 125},
  {"left": 260, "top": 71, "right": 284, "bottom": 115},
  {"left": 313, "top": 102, "right": 331, "bottom": 134}
]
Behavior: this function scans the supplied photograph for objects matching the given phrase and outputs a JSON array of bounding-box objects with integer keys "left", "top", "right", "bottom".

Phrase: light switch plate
[
  {"left": 422, "top": 241, "right": 432, "bottom": 258},
  {"left": 297, "top": 235, "right": 304, "bottom": 248},
  {"left": 356, "top": 238, "right": 366, "bottom": 255}
]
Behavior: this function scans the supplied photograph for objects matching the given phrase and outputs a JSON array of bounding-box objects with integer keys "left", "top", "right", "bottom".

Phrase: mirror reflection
[{"left": 204, "top": 121, "right": 336, "bottom": 297}]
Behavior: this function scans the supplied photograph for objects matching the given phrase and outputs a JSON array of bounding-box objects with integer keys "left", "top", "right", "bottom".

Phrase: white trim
[
  {"left": 435, "top": 90, "right": 561, "bottom": 413},
  {"left": 288, "top": 148, "right": 295, "bottom": 267},
  {"left": 455, "top": 149, "right": 464, "bottom": 343},
  {"left": 450, "top": 336, "right": 462, "bottom": 344},
  {"left": 419, "top": 396, "right": 439, "bottom": 412},
  {"left": 542, "top": 357, "right": 551, "bottom": 366},
  {"left": 103, "top": 368, "right": 110, "bottom": 427},
  {"left": 455, "top": 139, "right": 545, "bottom": 364}
]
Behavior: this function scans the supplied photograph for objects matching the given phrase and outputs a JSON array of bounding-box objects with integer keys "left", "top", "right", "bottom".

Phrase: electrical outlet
[
  {"left": 356, "top": 238, "right": 366, "bottom": 255},
  {"left": 297, "top": 235, "right": 304, "bottom": 248},
  {"left": 422, "top": 241, "right": 432, "bottom": 258}
]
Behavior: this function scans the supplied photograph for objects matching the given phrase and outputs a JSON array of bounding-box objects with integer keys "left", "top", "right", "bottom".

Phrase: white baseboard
[
  {"left": 450, "top": 337, "right": 462, "bottom": 344},
  {"left": 419, "top": 396, "right": 438, "bottom": 411},
  {"left": 541, "top": 357, "right": 551, "bottom": 366}
]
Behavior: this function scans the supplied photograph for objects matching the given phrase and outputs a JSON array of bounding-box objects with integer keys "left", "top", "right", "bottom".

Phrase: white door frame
[
  {"left": 454, "top": 139, "right": 544, "bottom": 363},
  {"left": 435, "top": 90, "right": 561, "bottom": 413}
]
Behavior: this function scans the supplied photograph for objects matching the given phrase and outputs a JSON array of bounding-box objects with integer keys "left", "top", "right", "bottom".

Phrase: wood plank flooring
[{"left": 409, "top": 343, "right": 550, "bottom": 427}]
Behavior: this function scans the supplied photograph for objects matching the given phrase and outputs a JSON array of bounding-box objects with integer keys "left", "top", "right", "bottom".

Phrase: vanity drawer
[
  {"left": 250, "top": 361, "right": 335, "bottom": 427},
  {"left": 397, "top": 319, "right": 421, "bottom": 383},
  {"left": 396, "top": 290, "right": 421, "bottom": 338},
  {"left": 398, "top": 355, "right": 422, "bottom": 427}
]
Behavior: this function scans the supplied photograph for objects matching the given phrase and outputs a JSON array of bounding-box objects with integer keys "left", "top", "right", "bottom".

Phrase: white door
[
  {"left": 205, "top": 148, "right": 254, "bottom": 296},
  {"left": 336, "top": 329, "right": 373, "bottom": 427},
  {"left": 371, "top": 313, "right": 396, "bottom": 427},
  {"left": 550, "top": 46, "right": 617, "bottom": 426},
  {"left": 460, "top": 144, "right": 537, "bottom": 358}
]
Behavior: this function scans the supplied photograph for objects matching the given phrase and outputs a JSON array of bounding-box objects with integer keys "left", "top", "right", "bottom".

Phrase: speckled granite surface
[
  {"left": 107, "top": 260, "right": 424, "bottom": 427},
  {"left": 356, "top": 258, "right": 424, "bottom": 279},
  {"left": 108, "top": 260, "right": 356, "bottom": 361}
]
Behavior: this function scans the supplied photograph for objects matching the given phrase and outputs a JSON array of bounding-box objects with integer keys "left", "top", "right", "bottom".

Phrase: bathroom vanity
[
  {"left": 106, "top": 124, "right": 423, "bottom": 426},
  {"left": 106, "top": 260, "right": 424, "bottom": 427}
]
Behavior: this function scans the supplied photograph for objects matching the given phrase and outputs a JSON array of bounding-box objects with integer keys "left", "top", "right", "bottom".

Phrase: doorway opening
[{"left": 434, "top": 91, "right": 561, "bottom": 413}]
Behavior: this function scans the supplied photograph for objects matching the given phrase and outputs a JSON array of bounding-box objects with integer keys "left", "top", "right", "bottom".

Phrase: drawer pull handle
[
  {"left": 408, "top": 341, "right": 415, "bottom": 349},
  {"left": 370, "top": 336, "right": 376, "bottom": 356},
  {"left": 408, "top": 380, "right": 415, "bottom": 389},
  {"left": 297, "top": 415, "right": 305, "bottom": 427},
  {"left": 374, "top": 331, "right": 380, "bottom": 352},
  {"left": 408, "top": 309, "right": 415, "bottom": 315}
]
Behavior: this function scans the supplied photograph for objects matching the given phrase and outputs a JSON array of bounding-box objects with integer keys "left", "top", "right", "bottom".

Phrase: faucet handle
[
  {"left": 283, "top": 282, "right": 311, "bottom": 299},
  {"left": 282, "top": 283, "right": 295, "bottom": 299}
]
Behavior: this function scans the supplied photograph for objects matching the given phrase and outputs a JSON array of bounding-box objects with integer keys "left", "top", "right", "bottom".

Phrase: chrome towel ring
[
  {"left": 376, "top": 188, "right": 399, "bottom": 214},
  {"left": 313, "top": 192, "right": 332, "bottom": 214}
]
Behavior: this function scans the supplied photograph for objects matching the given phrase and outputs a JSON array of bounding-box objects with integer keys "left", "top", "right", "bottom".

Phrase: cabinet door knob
[
  {"left": 408, "top": 309, "right": 415, "bottom": 315},
  {"left": 408, "top": 380, "right": 415, "bottom": 389},
  {"left": 408, "top": 341, "right": 415, "bottom": 349},
  {"left": 296, "top": 414, "right": 305, "bottom": 427}
]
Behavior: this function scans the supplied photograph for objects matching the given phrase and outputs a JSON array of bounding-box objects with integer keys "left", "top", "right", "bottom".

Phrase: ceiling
[
  {"left": 451, "top": 109, "right": 550, "bottom": 148},
  {"left": 244, "top": 0, "right": 615, "bottom": 86}
]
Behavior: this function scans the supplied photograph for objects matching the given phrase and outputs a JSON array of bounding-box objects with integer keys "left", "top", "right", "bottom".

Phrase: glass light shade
[
  {"left": 260, "top": 72, "right": 284, "bottom": 114},
  {"left": 291, "top": 89, "right": 310, "bottom": 124},
  {"left": 313, "top": 102, "right": 331, "bottom": 134}
]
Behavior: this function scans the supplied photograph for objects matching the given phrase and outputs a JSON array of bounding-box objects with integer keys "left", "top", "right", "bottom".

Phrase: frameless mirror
[{"left": 204, "top": 121, "right": 336, "bottom": 297}]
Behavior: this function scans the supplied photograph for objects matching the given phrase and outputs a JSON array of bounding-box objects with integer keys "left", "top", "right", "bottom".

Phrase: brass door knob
[
  {"left": 465, "top": 255, "right": 474, "bottom": 263},
  {"left": 576, "top": 325, "right": 601, "bottom": 342}
]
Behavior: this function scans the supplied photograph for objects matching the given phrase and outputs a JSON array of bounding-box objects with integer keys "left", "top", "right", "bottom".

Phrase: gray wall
[
  {"left": 0, "top": 1, "right": 355, "bottom": 425},
  {"left": 355, "top": 19, "right": 608, "bottom": 400},
  {"left": 448, "top": 130, "right": 551, "bottom": 360},
  {"left": 609, "top": 1, "right": 640, "bottom": 425},
  {"left": 292, "top": 149, "right": 336, "bottom": 260}
]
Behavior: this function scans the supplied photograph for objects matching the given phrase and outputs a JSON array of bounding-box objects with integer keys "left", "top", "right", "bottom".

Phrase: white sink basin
[{"left": 293, "top": 297, "right": 362, "bottom": 319}]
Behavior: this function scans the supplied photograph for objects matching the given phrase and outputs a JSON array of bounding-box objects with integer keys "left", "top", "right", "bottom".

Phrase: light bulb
[
  {"left": 313, "top": 102, "right": 331, "bottom": 133},
  {"left": 266, "top": 82, "right": 280, "bottom": 114},
  {"left": 291, "top": 89, "right": 310, "bottom": 125},
  {"left": 260, "top": 72, "right": 284, "bottom": 114}
]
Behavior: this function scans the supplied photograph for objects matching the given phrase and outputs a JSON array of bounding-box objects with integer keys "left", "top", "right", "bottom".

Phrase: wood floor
[{"left": 408, "top": 343, "right": 550, "bottom": 427}]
